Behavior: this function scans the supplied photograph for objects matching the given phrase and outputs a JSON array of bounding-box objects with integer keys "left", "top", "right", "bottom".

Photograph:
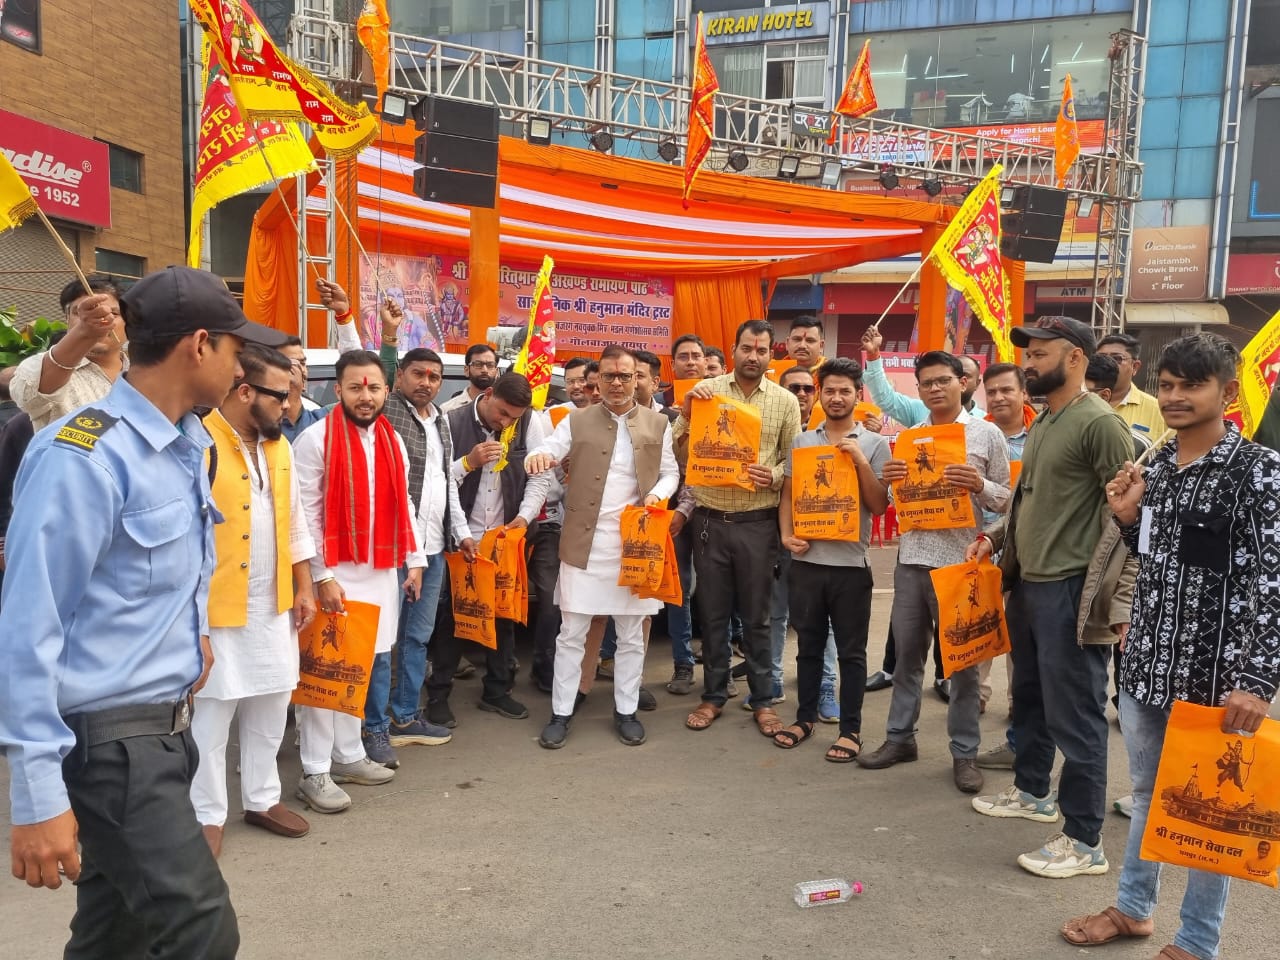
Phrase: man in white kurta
[
  {"left": 190, "top": 348, "right": 317, "bottom": 856},
  {"left": 526, "top": 347, "right": 678, "bottom": 748},
  {"left": 292, "top": 352, "right": 427, "bottom": 814}
]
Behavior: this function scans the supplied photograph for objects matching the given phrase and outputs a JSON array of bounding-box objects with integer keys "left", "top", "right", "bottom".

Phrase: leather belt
[
  {"left": 694, "top": 506, "right": 777, "bottom": 524},
  {"left": 64, "top": 695, "right": 194, "bottom": 748}
]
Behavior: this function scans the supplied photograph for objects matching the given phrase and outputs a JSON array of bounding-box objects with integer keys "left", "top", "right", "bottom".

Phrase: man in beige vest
[{"left": 525, "top": 346, "right": 679, "bottom": 748}]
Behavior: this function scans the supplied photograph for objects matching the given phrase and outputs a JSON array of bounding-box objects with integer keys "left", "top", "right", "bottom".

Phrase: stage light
[
  {"left": 589, "top": 129, "right": 615, "bottom": 153},
  {"left": 820, "top": 159, "right": 842, "bottom": 188},
  {"left": 527, "top": 116, "right": 552, "bottom": 146},
  {"left": 878, "top": 166, "right": 900, "bottom": 190},
  {"left": 778, "top": 155, "right": 801, "bottom": 179},
  {"left": 921, "top": 177, "right": 944, "bottom": 197},
  {"left": 1077, "top": 197, "right": 1096, "bottom": 217},
  {"left": 727, "top": 149, "right": 749, "bottom": 172},
  {"left": 380, "top": 92, "right": 410, "bottom": 125},
  {"left": 658, "top": 139, "right": 679, "bottom": 162},
  {"left": 1000, "top": 185, "right": 1018, "bottom": 207}
]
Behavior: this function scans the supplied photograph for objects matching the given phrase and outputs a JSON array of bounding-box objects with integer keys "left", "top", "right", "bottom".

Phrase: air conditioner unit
[{"left": 761, "top": 123, "right": 780, "bottom": 145}]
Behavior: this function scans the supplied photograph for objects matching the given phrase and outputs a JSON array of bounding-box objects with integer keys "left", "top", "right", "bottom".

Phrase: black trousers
[
  {"left": 1008, "top": 575, "right": 1112, "bottom": 848},
  {"left": 789, "top": 561, "right": 874, "bottom": 738},
  {"left": 880, "top": 622, "right": 945, "bottom": 681},
  {"left": 526, "top": 522, "right": 563, "bottom": 688},
  {"left": 426, "top": 564, "right": 515, "bottom": 704},
  {"left": 63, "top": 729, "right": 238, "bottom": 959},
  {"left": 692, "top": 508, "right": 779, "bottom": 708}
]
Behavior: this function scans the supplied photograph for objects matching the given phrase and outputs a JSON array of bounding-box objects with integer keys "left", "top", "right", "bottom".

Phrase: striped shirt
[{"left": 673, "top": 373, "right": 803, "bottom": 512}]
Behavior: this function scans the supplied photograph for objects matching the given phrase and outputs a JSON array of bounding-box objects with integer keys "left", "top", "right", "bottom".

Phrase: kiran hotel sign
[{"left": 701, "top": 5, "right": 830, "bottom": 45}]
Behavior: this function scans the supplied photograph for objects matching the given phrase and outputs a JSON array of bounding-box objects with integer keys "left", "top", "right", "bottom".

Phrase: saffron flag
[
  {"left": 189, "top": 0, "right": 379, "bottom": 159},
  {"left": 356, "top": 0, "right": 391, "bottom": 111},
  {"left": 683, "top": 12, "right": 719, "bottom": 209},
  {"left": 0, "top": 150, "right": 38, "bottom": 235},
  {"left": 927, "top": 165, "right": 1014, "bottom": 362},
  {"left": 1055, "top": 73, "right": 1081, "bottom": 188},
  {"left": 1226, "top": 307, "right": 1280, "bottom": 439},
  {"left": 494, "top": 255, "right": 556, "bottom": 471},
  {"left": 827, "top": 39, "right": 878, "bottom": 146},
  {"left": 189, "top": 35, "right": 315, "bottom": 266}
]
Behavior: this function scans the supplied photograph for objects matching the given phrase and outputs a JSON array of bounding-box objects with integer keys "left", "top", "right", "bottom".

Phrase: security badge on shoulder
[{"left": 53, "top": 408, "right": 120, "bottom": 452}]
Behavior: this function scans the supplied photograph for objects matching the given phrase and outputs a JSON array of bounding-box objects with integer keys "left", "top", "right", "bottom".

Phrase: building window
[
  {"left": 764, "top": 40, "right": 827, "bottom": 106},
  {"left": 95, "top": 249, "right": 146, "bottom": 281},
  {"left": 107, "top": 144, "right": 143, "bottom": 193},
  {"left": 392, "top": 0, "right": 524, "bottom": 37}
]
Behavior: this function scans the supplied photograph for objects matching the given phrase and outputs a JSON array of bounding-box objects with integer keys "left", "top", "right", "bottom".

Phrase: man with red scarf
[{"left": 291, "top": 351, "right": 427, "bottom": 814}]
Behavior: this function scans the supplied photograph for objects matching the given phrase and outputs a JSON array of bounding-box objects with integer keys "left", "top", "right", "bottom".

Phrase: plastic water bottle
[{"left": 793, "top": 878, "right": 864, "bottom": 907}]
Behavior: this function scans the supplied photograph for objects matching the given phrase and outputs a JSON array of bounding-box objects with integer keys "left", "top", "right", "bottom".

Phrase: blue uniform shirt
[{"left": 0, "top": 377, "right": 218, "bottom": 825}]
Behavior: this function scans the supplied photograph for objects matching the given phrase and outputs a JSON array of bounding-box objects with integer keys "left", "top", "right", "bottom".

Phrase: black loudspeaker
[
  {"left": 413, "top": 132, "right": 500, "bottom": 176},
  {"left": 413, "top": 167, "right": 498, "bottom": 208},
  {"left": 1001, "top": 234, "right": 1061, "bottom": 263},
  {"left": 1003, "top": 211, "right": 1065, "bottom": 240},
  {"left": 413, "top": 96, "right": 499, "bottom": 140},
  {"left": 1007, "top": 184, "right": 1069, "bottom": 216}
]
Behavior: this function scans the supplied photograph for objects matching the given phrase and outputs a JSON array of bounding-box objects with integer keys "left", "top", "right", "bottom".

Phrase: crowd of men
[{"left": 0, "top": 266, "right": 1276, "bottom": 960}]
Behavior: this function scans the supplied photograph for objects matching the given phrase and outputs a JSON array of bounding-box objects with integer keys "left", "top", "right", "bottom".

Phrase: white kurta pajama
[
  {"left": 530, "top": 407, "right": 679, "bottom": 716},
  {"left": 292, "top": 418, "right": 427, "bottom": 775},
  {"left": 190, "top": 436, "right": 316, "bottom": 826}
]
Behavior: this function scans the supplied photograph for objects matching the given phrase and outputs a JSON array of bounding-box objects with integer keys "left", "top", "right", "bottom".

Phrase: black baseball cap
[
  {"left": 121, "top": 266, "right": 289, "bottom": 347},
  {"left": 1010, "top": 316, "right": 1097, "bottom": 357}
]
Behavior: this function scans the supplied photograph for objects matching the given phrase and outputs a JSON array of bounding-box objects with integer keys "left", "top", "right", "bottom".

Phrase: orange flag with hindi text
[
  {"left": 683, "top": 13, "right": 719, "bottom": 209},
  {"left": 1055, "top": 73, "right": 1081, "bottom": 188},
  {"left": 828, "top": 39, "right": 878, "bottom": 146}
]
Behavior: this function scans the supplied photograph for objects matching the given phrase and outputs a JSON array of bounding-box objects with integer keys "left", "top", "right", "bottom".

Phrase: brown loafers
[{"left": 244, "top": 803, "right": 310, "bottom": 838}]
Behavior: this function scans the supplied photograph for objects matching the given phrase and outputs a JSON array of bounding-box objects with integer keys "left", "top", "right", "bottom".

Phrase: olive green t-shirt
[{"left": 1013, "top": 391, "right": 1134, "bottom": 581}]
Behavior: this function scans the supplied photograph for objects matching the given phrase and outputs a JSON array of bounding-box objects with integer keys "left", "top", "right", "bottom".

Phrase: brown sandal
[
  {"left": 1060, "top": 906, "right": 1154, "bottom": 946},
  {"left": 685, "top": 702, "right": 722, "bottom": 730},
  {"left": 1155, "top": 946, "right": 1199, "bottom": 960},
  {"left": 753, "top": 706, "right": 783, "bottom": 737}
]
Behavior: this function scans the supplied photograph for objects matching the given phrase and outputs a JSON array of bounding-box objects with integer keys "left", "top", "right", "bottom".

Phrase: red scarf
[{"left": 322, "top": 405, "right": 415, "bottom": 569}]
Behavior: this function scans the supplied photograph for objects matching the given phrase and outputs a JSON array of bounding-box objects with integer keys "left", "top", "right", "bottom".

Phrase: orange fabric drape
[{"left": 673, "top": 272, "right": 766, "bottom": 362}]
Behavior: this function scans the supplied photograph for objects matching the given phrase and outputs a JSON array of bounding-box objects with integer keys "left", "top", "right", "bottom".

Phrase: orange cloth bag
[
  {"left": 929, "top": 559, "right": 1010, "bottom": 678},
  {"left": 1141, "top": 702, "right": 1280, "bottom": 888},
  {"left": 478, "top": 527, "right": 529, "bottom": 624},
  {"left": 549, "top": 406, "right": 571, "bottom": 429},
  {"left": 1008, "top": 460, "right": 1023, "bottom": 486},
  {"left": 291, "top": 600, "right": 381, "bottom": 717},
  {"left": 447, "top": 552, "right": 499, "bottom": 648},
  {"left": 892, "top": 422, "right": 976, "bottom": 531},
  {"left": 618, "top": 505, "right": 673, "bottom": 592},
  {"left": 632, "top": 529, "right": 683, "bottom": 606},
  {"left": 672, "top": 379, "right": 703, "bottom": 406},
  {"left": 791, "top": 444, "right": 861, "bottom": 542},
  {"left": 686, "top": 395, "right": 763, "bottom": 491}
]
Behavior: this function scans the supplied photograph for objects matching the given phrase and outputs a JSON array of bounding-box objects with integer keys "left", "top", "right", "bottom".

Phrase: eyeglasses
[
  {"left": 565, "top": 376, "right": 587, "bottom": 387},
  {"left": 244, "top": 382, "right": 291, "bottom": 402},
  {"left": 787, "top": 383, "right": 816, "bottom": 395},
  {"left": 468, "top": 360, "right": 498, "bottom": 370},
  {"left": 600, "top": 372, "right": 634, "bottom": 384},
  {"left": 918, "top": 376, "right": 957, "bottom": 391}
]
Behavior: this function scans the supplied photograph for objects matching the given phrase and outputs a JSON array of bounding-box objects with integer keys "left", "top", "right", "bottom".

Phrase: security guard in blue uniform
[{"left": 0, "top": 266, "right": 287, "bottom": 959}]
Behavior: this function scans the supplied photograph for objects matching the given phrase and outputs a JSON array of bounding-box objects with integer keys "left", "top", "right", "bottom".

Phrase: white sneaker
[
  {"left": 1113, "top": 794, "right": 1135, "bottom": 818},
  {"left": 971, "top": 783, "right": 1060, "bottom": 822},
  {"left": 295, "top": 773, "right": 351, "bottom": 814},
  {"left": 331, "top": 756, "right": 396, "bottom": 786},
  {"left": 1016, "top": 831, "right": 1109, "bottom": 878}
]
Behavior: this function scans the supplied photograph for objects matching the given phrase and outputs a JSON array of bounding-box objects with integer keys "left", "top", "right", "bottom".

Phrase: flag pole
[
  {"left": 32, "top": 206, "right": 122, "bottom": 344},
  {"left": 871, "top": 262, "right": 924, "bottom": 331}
]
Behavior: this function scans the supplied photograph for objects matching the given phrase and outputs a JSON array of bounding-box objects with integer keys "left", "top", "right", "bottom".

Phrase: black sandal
[
  {"left": 825, "top": 734, "right": 862, "bottom": 763},
  {"left": 773, "top": 721, "right": 815, "bottom": 749}
]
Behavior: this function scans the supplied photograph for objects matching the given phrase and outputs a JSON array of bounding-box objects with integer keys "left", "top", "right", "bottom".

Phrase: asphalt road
[{"left": 2, "top": 545, "right": 1275, "bottom": 959}]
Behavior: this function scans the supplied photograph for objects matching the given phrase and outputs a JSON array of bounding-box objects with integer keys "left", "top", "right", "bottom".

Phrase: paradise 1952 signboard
[
  {"left": 0, "top": 109, "right": 111, "bottom": 229},
  {"left": 358, "top": 253, "right": 674, "bottom": 355}
]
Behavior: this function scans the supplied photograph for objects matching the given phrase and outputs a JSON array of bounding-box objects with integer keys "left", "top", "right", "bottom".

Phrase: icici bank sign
[{"left": 0, "top": 109, "right": 111, "bottom": 229}]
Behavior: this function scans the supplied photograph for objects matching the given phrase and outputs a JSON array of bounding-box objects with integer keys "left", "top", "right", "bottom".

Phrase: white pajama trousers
[
  {"left": 297, "top": 706, "right": 366, "bottom": 776},
  {"left": 553, "top": 612, "right": 646, "bottom": 717},
  {"left": 189, "top": 691, "right": 292, "bottom": 827}
]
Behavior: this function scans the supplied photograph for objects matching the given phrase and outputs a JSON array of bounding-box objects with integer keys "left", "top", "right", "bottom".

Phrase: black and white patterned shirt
[{"left": 1119, "top": 425, "right": 1280, "bottom": 709}]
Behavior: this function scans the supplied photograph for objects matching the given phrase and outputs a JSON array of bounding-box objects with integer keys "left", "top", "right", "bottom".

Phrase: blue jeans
[
  {"left": 667, "top": 526, "right": 695, "bottom": 667},
  {"left": 1116, "top": 693, "right": 1230, "bottom": 960},
  {"left": 822, "top": 632, "right": 837, "bottom": 688},
  {"left": 770, "top": 551, "right": 789, "bottom": 692},
  {"left": 365, "top": 554, "right": 447, "bottom": 732}
]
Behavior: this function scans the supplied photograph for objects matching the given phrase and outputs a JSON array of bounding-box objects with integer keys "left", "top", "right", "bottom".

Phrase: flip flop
[
  {"left": 825, "top": 734, "right": 863, "bottom": 763},
  {"left": 773, "top": 721, "right": 815, "bottom": 749},
  {"left": 1060, "top": 907, "right": 1154, "bottom": 946}
]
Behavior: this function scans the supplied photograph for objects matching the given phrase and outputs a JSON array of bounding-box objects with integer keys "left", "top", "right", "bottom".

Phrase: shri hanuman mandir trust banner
[{"left": 359, "top": 253, "right": 673, "bottom": 356}]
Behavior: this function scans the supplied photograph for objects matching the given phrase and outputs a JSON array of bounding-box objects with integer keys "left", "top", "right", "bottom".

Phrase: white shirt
[
  {"left": 450, "top": 400, "right": 550, "bottom": 538},
  {"left": 409, "top": 402, "right": 472, "bottom": 554},
  {"left": 11, "top": 352, "right": 114, "bottom": 431}
]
